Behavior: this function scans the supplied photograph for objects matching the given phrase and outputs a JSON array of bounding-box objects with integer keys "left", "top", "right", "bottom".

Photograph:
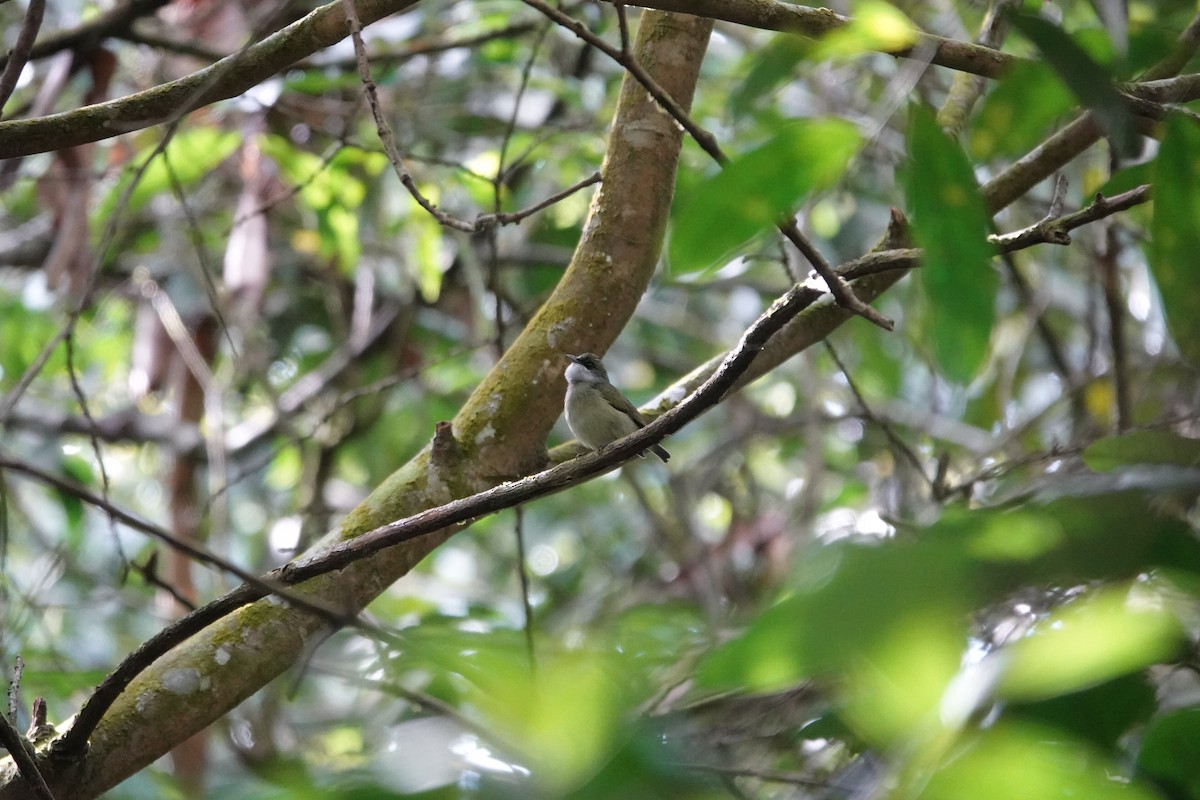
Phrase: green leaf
[
  {"left": 1008, "top": 12, "right": 1139, "bottom": 157},
  {"left": 997, "top": 584, "right": 1186, "bottom": 701},
  {"left": 903, "top": 105, "right": 996, "bottom": 383},
  {"left": 730, "top": 35, "right": 811, "bottom": 116},
  {"left": 100, "top": 128, "right": 241, "bottom": 219},
  {"left": 1083, "top": 430, "right": 1200, "bottom": 471},
  {"left": 409, "top": 204, "right": 447, "bottom": 303},
  {"left": 1150, "top": 115, "right": 1200, "bottom": 366},
  {"left": 1011, "top": 674, "right": 1157, "bottom": 749},
  {"left": 969, "top": 62, "right": 1076, "bottom": 159},
  {"left": 698, "top": 538, "right": 970, "bottom": 691},
  {"left": 809, "top": 0, "right": 918, "bottom": 60},
  {"left": 920, "top": 722, "right": 1162, "bottom": 800},
  {"left": 1136, "top": 707, "right": 1200, "bottom": 800},
  {"left": 669, "top": 119, "right": 862, "bottom": 274},
  {"left": 1094, "top": 159, "right": 1153, "bottom": 199}
]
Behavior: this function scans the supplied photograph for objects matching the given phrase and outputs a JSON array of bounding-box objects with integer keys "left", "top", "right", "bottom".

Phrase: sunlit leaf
[
  {"left": 840, "top": 610, "right": 964, "bottom": 745},
  {"left": 998, "top": 584, "right": 1186, "bottom": 701},
  {"left": 410, "top": 204, "right": 447, "bottom": 303},
  {"left": 669, "top": 119, "right": 862, "bottom": 274},
  {"left": 919, "top": 722, "right": 1161, "bottom": 800},
  {"left": 698, "top": 539, "right": 971, "bottom": 692},
  {"left": 100, "top": 128, "right": 241, "bottom": 219},
  {"left": 966, "top": 512, "right": 1065, "bottom": 562},
  {"left": 903, "top": 105, "right": 996, "bottom": 383},
  {"left": 811, "top": 0, "right": 919, "bottom": 59},
  {"left": 470, "top": 648, "right": 630, "bottom": 792},
  {"left": 1150, "top": 115, "right": 1200, "bottom": 366}
]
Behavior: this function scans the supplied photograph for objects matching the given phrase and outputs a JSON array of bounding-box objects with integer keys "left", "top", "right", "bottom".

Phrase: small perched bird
[{"left": 564, "top": 353, "right": 670, "bottom": 462}]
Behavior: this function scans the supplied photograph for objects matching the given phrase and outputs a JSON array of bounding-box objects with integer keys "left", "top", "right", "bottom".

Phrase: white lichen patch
[
  {"left": 621, "top": 117, "right": 669, "bottom": 149},
  {"left": 135, "top": 690, "right": 158, "bottom": 714},
  {"left": 163, "top": 668, "right": 202, "bottom": 695},
  {"left": 214, "top": 646, "right": 232, "bottom": 666},
  {"left": 474, "top": 423, "right": 496, "bottom": 445},
  {"left": 659, "top": 384, "right": 689, "bottom": 405},
  {"left": 547, "top": 319, "right": 574, "bottom": 350}
]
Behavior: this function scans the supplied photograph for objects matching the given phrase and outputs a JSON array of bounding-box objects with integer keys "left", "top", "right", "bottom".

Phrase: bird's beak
[{"left": 567, "top": 354, "right": 582, "bottom": 364}]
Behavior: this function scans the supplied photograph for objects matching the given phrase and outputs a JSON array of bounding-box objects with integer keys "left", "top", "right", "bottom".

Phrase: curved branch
[
  {"left": 0, "top": 0, "right": 419, "bottom": 159},
  {"left": 0, "top": 14, "right": 715, "bottom": 799},
  {"left": 611, "top": 0, "right": 1018, "bottom": 78}
]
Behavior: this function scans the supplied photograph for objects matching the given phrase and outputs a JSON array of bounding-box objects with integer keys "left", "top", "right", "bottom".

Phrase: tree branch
[
  {"left": 0, "top": 0, "right": 420, "bottom": 159},
  {"left": 0, "top": 15, "right": 715, "bottom": 798},
  {"left": 525, "top": 0, "right": 893, "bottom": 330},
  {"left": 0, "top": 711, "right": 54, "bottom": 800},
  {"left": 607, "top": 0, "right": 1018, "bottom": 79},
  {"left": 0, "top": 0, "right": 45, "bottom": 116}
]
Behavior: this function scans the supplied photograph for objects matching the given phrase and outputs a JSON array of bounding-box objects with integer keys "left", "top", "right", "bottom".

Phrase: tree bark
[{"left": 0, "top": 10, "right": 713, "bottom": 799}]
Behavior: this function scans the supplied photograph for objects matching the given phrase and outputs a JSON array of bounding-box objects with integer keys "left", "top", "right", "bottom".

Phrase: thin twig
[
  {"left": 1140, "top": 11, "right": 1200, "bottom": 81},
  {"left": 514, "top": 506, "right": 537, "bottom": 671},
  {"left": 988, "top": 184, "right": 1152, "bottom": 251},
  {"left": 343, "top": 1, "right": 601, "bottom": 237},
  {"left": 486, "top": 23, "right": 547, "bottom": 674},
  {"left": 343, "top": 0, "right": 477, "bottom": 231},
  {"left": 63, "top": 329, "right": 127, "bottom": 567},
  {"left": 281, "top": 279, "right": 831, "bottom": 583},
  {"left": 0, "top": 707, "right": 55, "bottom": 800},
  {"left": 825, "top": 341, "right": 934, "bottom": 490},
  {"left": 479, "top": 171, "right": 602, "bottom": 227},
  {"left": 0, "top": 453, "right": 356, "bottom": 630},
  {"left": 936, "top": 0, "right": 1020, "bottom": 134},
  {"left": 0, "top": 0, "right": 45, "bottom": 116},
  {"left": 312, "top": 19, "right": 542, "bottom": 71},
  {"left": 1100, "top": 220, "right": 1131, "bottom": 431},
  {"left": 523, "top": 0, "right": 892, "bottom": 330}
]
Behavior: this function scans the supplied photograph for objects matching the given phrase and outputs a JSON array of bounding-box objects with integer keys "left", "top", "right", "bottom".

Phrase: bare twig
[
  {"left": 676, "top": 762, "right": 834, "bottom": 789},
  {"left": 342, "top": 0, "right": 477, "bottom": 231},
  {"left": 0, "top": 453, "right": 356, "bottom": 630},
  {"left": 478, "top": 171, "right": 602, "bottom": 228},
  {"left": 1140, "top": 11, "right": 1200, "bottom": 81},
  {"left": 998, "top": 250, "right": 1079, "bottom": 400},
  {"left": 824, "top": 342, "right": 934, "bottom": 493},
  {"left": 344, "top": 1, "right": 601, "bottom": 237},
  {"left": 0, "top": 703, "right": 55, "bottom": 800},
  {"left": 523, "top": 0, "right": 893, "bottom": 330},
  {"left": 0, "top": 0, "right": 423, "bottom": 159},
  {"left": 6, "top": 657, "right": 20, "bottom": 723},
  {"left": 0, "top": 0, "right": 45, "bottom": 115},
  {"left": 1099, "top": 220, "right": 1130, "bottom": 431},
  {"left": 281, "top": 280, "right": 831, "bottom": 583},
  {"left": 988, "top": 184, "right": 1152, "bottom": 251},
  {"left": 312, "top": 18, "right": 542, "bottom": 71},
  {"left": 63, "top": 327, "right": 126, "bottom": 567},
  {"left": 116, "top": 30, "right": 225, "bottom": 62}
]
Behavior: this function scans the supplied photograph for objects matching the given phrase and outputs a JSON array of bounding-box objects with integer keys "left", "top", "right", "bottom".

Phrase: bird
[{"left": 564, "top": 352, "right": 670, "bottom": 462}]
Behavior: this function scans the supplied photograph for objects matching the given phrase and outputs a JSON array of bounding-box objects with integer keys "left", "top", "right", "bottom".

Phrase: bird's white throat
[{"left": 565, "top": 361, "right": 603, "bottom": 384}]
